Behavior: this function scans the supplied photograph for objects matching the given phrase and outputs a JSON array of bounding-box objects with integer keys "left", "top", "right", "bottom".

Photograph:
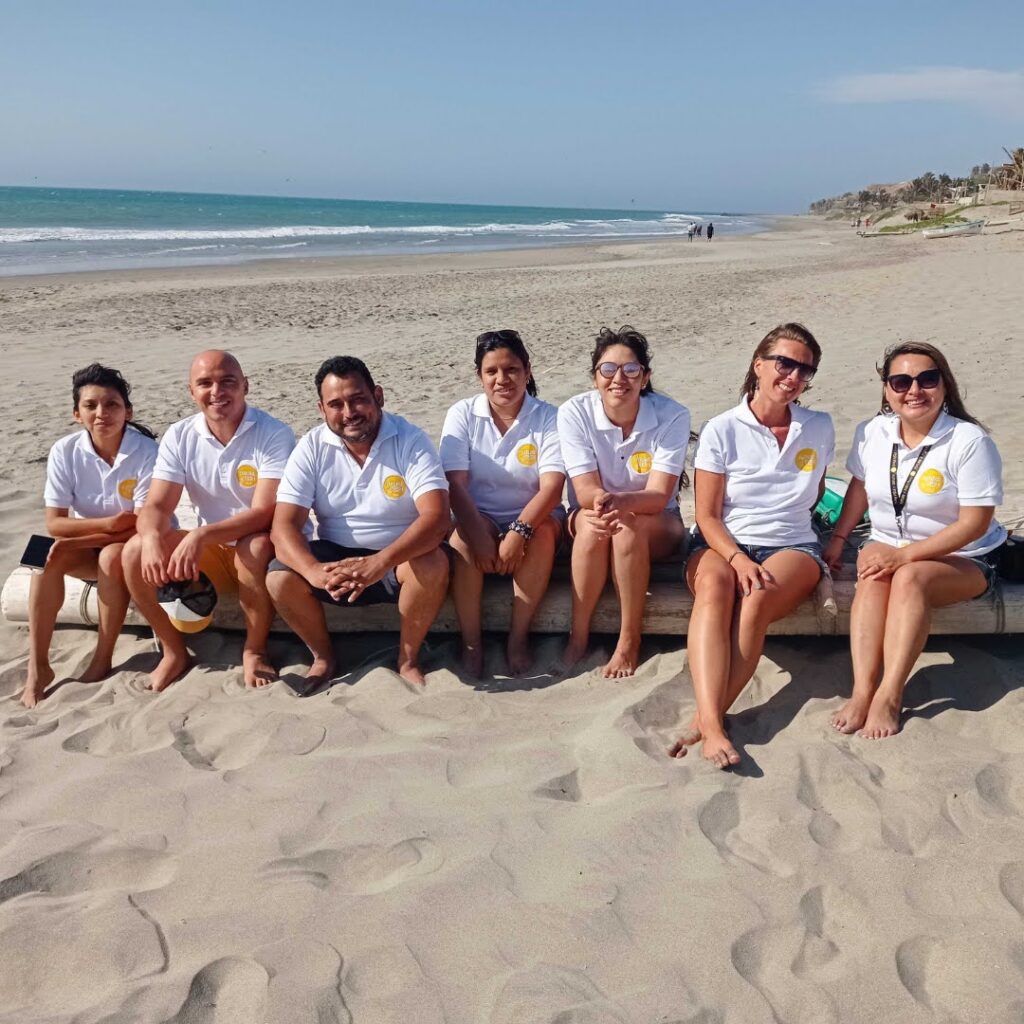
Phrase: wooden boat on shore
[{"left": 922, "top": 219, "right": 985, "bottom": 239}]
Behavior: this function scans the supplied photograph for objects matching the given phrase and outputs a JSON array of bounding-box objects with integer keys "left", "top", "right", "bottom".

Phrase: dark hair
[
  {"left": 590, "top": 325, "right": 655, "bottom": 395},
  {"left": 72, "top": 363, "right": 157, "bottom": 440},
  {"left": 474, "top": 329, "right": 538, "bottom": 397},
  {"left": 315, "top": 356, "right": 376, "bottom": 397},
  {"left": 877, "top": 341, "right": 984, "bottom": 429},
  {"left": 741, "top": 323, "right": 821, "bottom": 400}
]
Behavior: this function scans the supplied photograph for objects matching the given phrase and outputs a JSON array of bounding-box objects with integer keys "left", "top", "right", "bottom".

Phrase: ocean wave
[{"left": 0, "top": 216, "right": 717, "bottom": 245}]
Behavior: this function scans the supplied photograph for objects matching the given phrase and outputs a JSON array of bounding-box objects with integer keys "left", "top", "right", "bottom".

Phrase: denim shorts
[{"left": 687, "top": 529, "right": 828, "bottom": 578}]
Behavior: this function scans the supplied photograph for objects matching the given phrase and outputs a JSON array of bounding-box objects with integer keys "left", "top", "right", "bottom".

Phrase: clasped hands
[
  {"left": 310, "top": 554, "right": 391, "bottom": 603},
  {"left": 580, "top": 489, "right": 633, "bottom": 539}
]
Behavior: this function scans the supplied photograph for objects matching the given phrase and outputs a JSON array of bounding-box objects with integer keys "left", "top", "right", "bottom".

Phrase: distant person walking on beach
[
  {"left": 707, "top": 222, "right": 715, "bottom": 241},
  {"left": 688, "top": 225, "right": 695, "bottom": 241}
]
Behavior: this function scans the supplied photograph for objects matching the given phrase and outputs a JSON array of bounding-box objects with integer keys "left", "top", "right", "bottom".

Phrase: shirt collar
[
  {"left": 472, "top": 391, "right": 537, "bottom": 422},
  {"left": 592, "top": 390, "right": 656, "bottom": 435},
  {"left": 193, "top": 404, "right": 256, "bottom": 443},
  {"left": 883, "top": 410, "right": 957, "bottom": 449},
  {"left": 75, "top": 426, "right": 142, "bottom": 463},
  {"left": 734, "top": 398, "right": 813, "bottom": 428},
  {"left": 322, "top": 411, "right": 398, "bottom": 450}
]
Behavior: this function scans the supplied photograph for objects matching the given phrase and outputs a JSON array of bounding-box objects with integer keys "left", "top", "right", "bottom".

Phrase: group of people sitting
[{"left": 19, "top": 325, "right": 1006, "bottom": 769}]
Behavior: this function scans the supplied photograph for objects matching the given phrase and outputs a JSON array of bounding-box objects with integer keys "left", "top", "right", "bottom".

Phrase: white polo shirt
[
  {"left": 44, "top": 427, "right": 159, "bottom": 519},
  {"left": 152, "top": 405, "right": 295, "bottom": 528},
  {"left": 439, "top": 392, "right": 565, "bottom": 523},
  {"left": 277, "top": 412, "right": 449, "bottom": 550},
  {"left": 846, "top": 412, "right": 1006, "bottom": 557},
  {"left": 558, "top": 390, "right": 690, "bottom": 510},
  {"left": 694, "top": 400, "right": 835, "bottom": 545}
]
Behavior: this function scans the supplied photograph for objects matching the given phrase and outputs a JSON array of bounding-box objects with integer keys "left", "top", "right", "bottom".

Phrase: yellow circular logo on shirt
[
  {"left": 629, "top": 451, "right": 653, "bottom": 474},
  {"left": 918, "top": 469, "right": 945, "bottom": 495},
  {"left": 236, "top": 464, "right": 259, "bottom": 488},
  {"left": 795, "top": 448, "right": 818, "bottom": 472},
  {"left": 516, "top": 443, "right": 538, "bottom": 466},
  {"left": 118, "top": 478, "right": 137, "bottom": 500},
  {"left": 382, "top": 475, "right": 407, "bottom": 500}
]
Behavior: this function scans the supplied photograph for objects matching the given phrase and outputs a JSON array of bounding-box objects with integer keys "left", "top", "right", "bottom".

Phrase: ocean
[{"left": 0, "top": 186, "right": 762, "bottom": 277}]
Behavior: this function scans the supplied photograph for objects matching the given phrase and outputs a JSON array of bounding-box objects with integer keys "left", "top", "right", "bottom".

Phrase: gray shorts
[{"left": 687, "top": 529, "right": 827, "bottom": 578}]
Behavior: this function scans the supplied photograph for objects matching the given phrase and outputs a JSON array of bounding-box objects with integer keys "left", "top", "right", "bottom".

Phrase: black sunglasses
[
  {"left": 767, "top": 354, "right": 817, "bottom": 382},
  {"left": 476, "top": 329, "right": 522, "bottom": 349},
  {"left": 886, "top": 369, "right": 942, "bottom": 393}
]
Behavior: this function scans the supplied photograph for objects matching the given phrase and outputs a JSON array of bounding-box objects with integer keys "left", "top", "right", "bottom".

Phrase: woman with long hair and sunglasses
[
  {"left": 440, "top": 330, "right": 566, "bottom": 676},
  {"left": 20, "top": 364, "right": 159, "bottom": 708},
  {"left": 669, "top": 324, "right": 833, "bottom": 768},
  {"left": 824, "top": 342, "right": 1006, "bottom": 739},
  {"left": 558, "top": 326, "right": 690, "bottom": 678}
]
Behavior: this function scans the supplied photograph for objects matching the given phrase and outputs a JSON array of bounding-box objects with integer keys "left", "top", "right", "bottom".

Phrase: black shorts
[{"left": 268, "top": 539, "right": 400, "bottom": 606}]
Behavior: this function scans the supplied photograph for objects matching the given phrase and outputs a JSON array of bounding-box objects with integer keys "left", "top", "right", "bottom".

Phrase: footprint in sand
[
  {"left": 62, "top": 709, "right": 172, "bottom": 757},
  {"left": 253, "top": 939, "right": 351, "bottom": 1024},
  {"left": 171, "top": 710, "right": 326, "bottom": 771},
  {"left": 487, "top": 964, "right": 630, "bottom": 1024},
  {"left": 258, "top": 837, "right": 443, "bottom": 895},
  {"left": 166, "top": 956, "right": 270, "bottom": 1024},
  {"left": 795, "top": 747, "right": 882, "bottom": 852},
  {"left": 896, "top": 932, "right": 1024, "bottom": 1021},
  {"left": 698, "top": 789, "right": 794, "bottom": 877},
  {"left": 998, "top": 860, "right": 1024, "bottom": 917}
]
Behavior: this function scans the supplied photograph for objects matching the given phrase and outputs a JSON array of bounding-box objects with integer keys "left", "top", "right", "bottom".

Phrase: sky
[{"left": 1, "top": 0, "right": 1022, "bottom": 213}]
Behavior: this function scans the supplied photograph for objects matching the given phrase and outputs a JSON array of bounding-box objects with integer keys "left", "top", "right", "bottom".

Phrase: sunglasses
[
  {"left": 767, "top": 354, "right": 817, "bottom": 382},
  {"left": 886, "top": 369, "right": 942, "bottom": 393},
  {"left": 476, "top": 329, "right": 522, "bottom": 348},
  {"left": 597, "top": 361, "right": 644, "bottom": 379}
]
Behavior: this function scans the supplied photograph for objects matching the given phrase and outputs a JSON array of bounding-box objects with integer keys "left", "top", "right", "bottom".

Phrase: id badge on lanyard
[{"left": 890, "top": 442, "right": 931, "bottom": 549}]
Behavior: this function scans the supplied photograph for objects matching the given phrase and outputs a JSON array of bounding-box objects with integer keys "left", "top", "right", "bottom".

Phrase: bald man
[{"left": 123, "top": 351, "right": 295, "bottom": 691}]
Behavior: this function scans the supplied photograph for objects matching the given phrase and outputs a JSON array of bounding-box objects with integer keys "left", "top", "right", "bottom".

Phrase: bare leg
[
  {"left": 235, "top": 532, "right": 278, "bottom": 688},
  {"left": 562, "top": 513, "right": 610, "bottom": 669},
  {"left": 79, "top": 543, "right": 131, "bottom": 683},
  {"left": 265, "top": 569, "right": 336, "bottom": 686},
  {"left": 507, "top": 516, "right": 559, "bottom": 674},
  {"left": 20, "top": 545, "right": 98, "bottom": 708},
  {"left": 122, "top": 531, "right": 192, "bottom": 692},
  {"left": 395, "top": 547, "right": 449, "bottom": 686},
  {"left": 448, "top": 524, "right": 493, "bottom": 678},
  {"left": 832, "top": 554, "right": 891, "bottom": 733},
  {"left": 605, "top": 511, "right": 684, "bottom": 679},
  {"left": 669, "top": 548, "right": 735, "bottom": 759},
  {"left": 860, "top": 558, "right": 987, "bottom": 739}
]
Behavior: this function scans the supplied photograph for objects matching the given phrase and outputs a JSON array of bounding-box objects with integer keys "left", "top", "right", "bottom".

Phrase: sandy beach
[{"left": 2, "top": 217, "right": 1023, "bottom": 1023}]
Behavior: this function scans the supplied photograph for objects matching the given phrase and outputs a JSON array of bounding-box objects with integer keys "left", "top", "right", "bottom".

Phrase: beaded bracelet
[{"left": 507, "top": 519, "right": 534, "bottom": 540}]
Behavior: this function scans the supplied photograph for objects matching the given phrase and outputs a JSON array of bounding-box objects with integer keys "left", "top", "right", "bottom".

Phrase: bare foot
[
  {"left": 506, "top": 635, "right": 532, "bottom": 676},
  {"left": 398, "top": 660, "right": 427, "bottom": 687},
  {"left": 859, "top": 692, "right": 901, "bottom": 739},
  {"left": 460, "top": 643, "right": 484, "bottom": 679},
  {"left": 243, "top": 649, "right": 278, "bottom": 688},
  {"left": 702, "top": 731, "right": 741, "bottom": 769},
  {"left": 667, "top": 714, "right": 703, "bottom": 758},
  {"left": 602, "top": 641, "right": 640, "bottom": 679},
  {"left": 302, "top": 655, "right": 336, "bottom": 692},
  {"left": 20, "top": 664, "right": 55, "bottom": 708},
  {"left": 831, "top": 694, "right": 872, "bottom": 734},
  {"left": 78, "top": 657, "right": 113, "bottom": 684},
  {"left": 147, "top": 648, "right": 191, "bottom": 693},
  {"left": 558, "top": 633, "right": 589, "bottom": 673}
]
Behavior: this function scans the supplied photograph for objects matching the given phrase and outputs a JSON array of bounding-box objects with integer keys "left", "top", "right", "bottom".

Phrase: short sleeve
[
  {"left": 955, "top": 434, "right": 1003, "bottom": 506},
  {"left": 152, "top": 425, "right": 187, "bottom": 485},
  {"left": 822, "top": 415, "right": 836, "bottom": 467},
  {"left": 693, "top": 416, "right": 729, "bottom": 475},
  {"left": 558, "top": 399, "right": 599, "bottom": 479},
  {"left": 845, "top": 421, "right": 868, "bottom": 481},
  {"left": 132, "top": 437, "right": 159, "bottom": 509},
  {"left": 257, "top": 419, "right": 296, "bottom": 480},
  {"left": 439, "top": 401, "right": 472, "bottom": 473},
  {"left": 537, "top": 405, "right": 566, "bottom": 476},
  {"left": 276, "top": 434, "right": 318, "bottom": 510},
  {"left": 43, "top": 440, "right": 74, "bottom": 509},
  {"left": 404, "top": 429, "right": 449, "bottom": 500},
  {"left": 651, "top": 403, "right": 690, "bottom": 476}
]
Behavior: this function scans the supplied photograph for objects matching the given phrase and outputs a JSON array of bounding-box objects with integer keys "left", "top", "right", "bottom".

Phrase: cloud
[{"left": 822, "top": 67, "right": 1024, "bottom": 115}]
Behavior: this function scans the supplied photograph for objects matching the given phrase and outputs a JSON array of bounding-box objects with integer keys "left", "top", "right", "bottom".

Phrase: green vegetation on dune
[{"left": 878, "top": 212, "right": 968, "bottom": 234}]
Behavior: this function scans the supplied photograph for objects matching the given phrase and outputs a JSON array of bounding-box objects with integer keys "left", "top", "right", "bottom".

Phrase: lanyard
[{"left": 889, "top": 442, "right": 931, "bottom": 540}]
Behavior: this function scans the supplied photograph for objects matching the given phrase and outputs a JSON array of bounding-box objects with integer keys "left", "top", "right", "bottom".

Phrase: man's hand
[
  {"left": 324, "top": 554, "right": 391, "bottom": 603},
  {"left": 166, "top": 530, "right": 206, "bottom": 582},
  {"left": 106, "top": 510, "right": 138, "bottom": 534}
]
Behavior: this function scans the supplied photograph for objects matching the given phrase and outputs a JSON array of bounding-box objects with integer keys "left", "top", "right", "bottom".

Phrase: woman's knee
[{"left": 693, "top": 564, "right": 735, "bottom": 604}]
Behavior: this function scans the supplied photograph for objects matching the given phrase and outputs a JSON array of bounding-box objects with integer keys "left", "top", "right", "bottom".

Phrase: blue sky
[{"left": 1, "top": 0, "right": 1021, "bottom": 212}]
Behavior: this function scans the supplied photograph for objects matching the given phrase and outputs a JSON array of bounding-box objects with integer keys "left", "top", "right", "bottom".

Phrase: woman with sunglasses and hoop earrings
[
  {"left": 558, "top": 326, "right": 690, "bottom": 678},
  {"left": 669, "top": 324, "right": 834, "bottom": 768},
  {"left": 440, "top": 330, "right": 566, "bottom": 677},
  {"left": 20, "top": 364, "right": 159, "bottom": 708},
  {"left": 824, "top": 342, "right": 1006, "bottom": 740}
]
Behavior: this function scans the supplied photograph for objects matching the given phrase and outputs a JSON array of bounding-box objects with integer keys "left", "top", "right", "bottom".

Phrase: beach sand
[{"left": 1, "top": 218, "right": 1023, "bottom": 1023}]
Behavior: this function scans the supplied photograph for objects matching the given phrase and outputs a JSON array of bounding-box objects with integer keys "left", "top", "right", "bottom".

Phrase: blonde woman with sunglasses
[
  {"left": 670, "top": 324, "right": 834, "bottom": 768},
  {"left": 558, "top": 326, "right": 690, "bottom": 678},
  {"left": 825, "top": 342, "right": 1006, "bottom": 740}
]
